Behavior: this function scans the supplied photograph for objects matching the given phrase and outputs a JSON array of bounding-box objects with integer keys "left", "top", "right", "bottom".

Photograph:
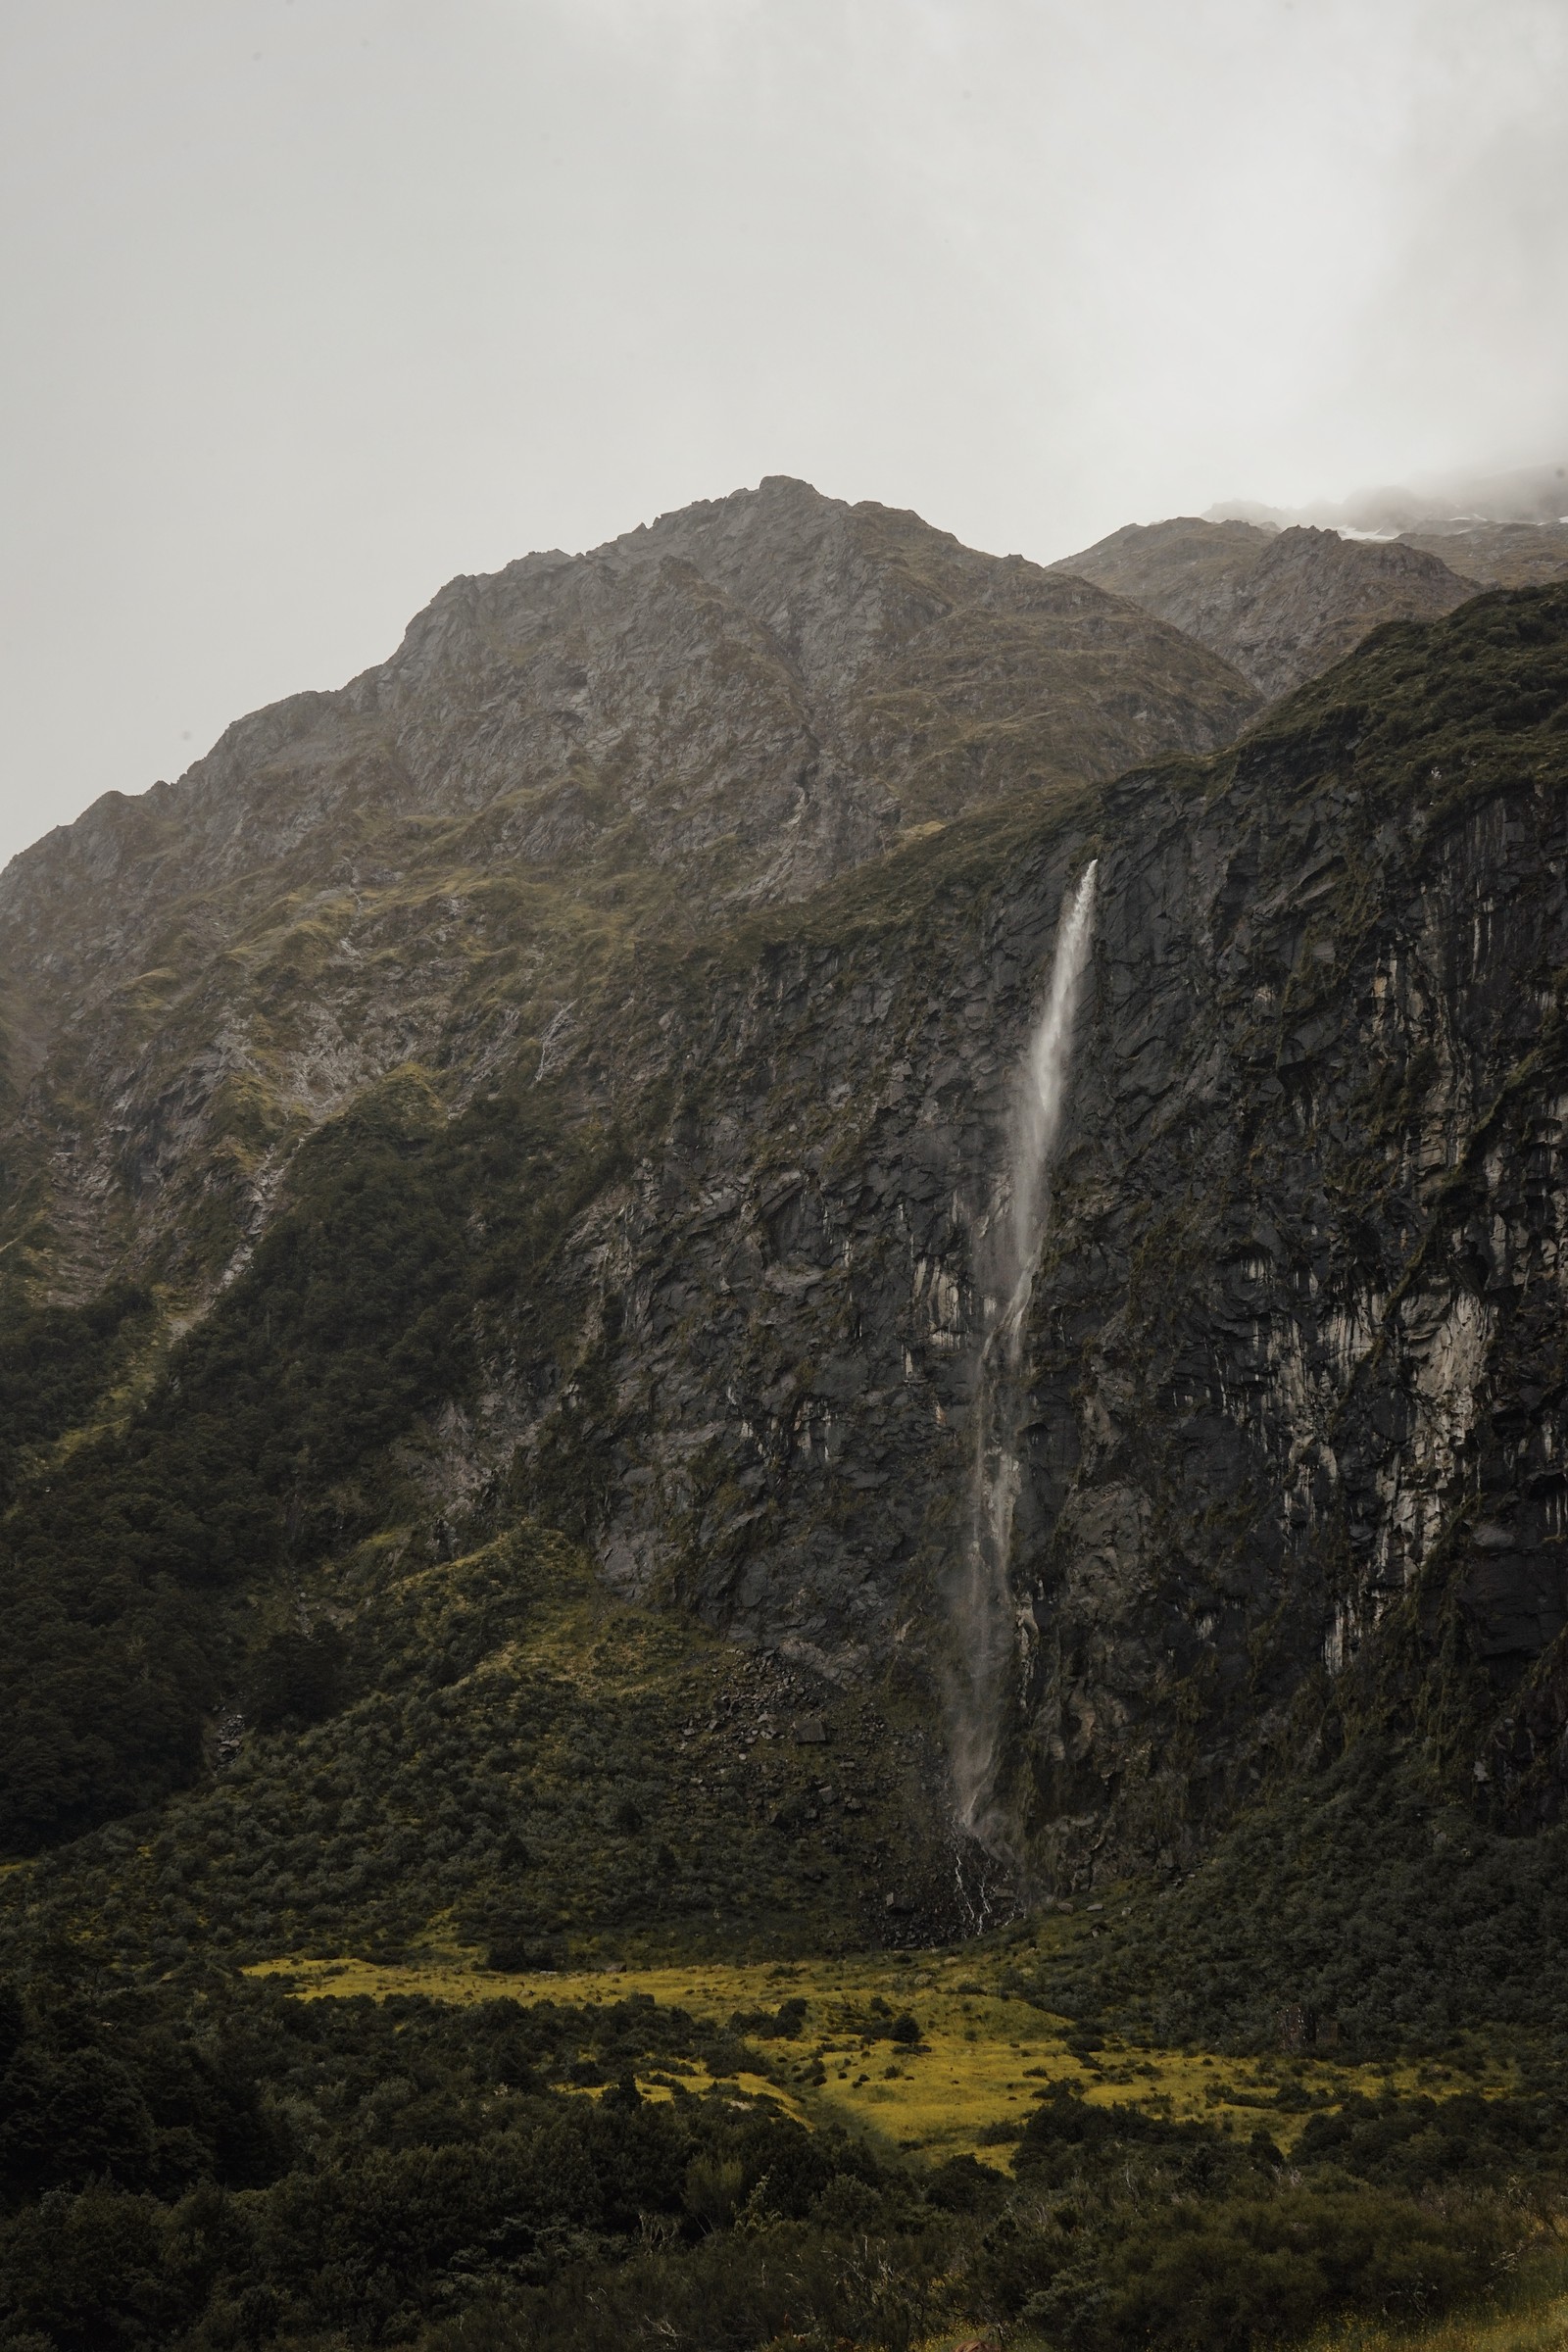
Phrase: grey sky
[{"left": 2, "top": 0, "right": 1565, "bottom": 869}]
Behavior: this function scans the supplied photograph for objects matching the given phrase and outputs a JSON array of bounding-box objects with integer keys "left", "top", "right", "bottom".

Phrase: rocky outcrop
[{"left": 1054, "top": 517, "right": 1477, "bottom": 699}]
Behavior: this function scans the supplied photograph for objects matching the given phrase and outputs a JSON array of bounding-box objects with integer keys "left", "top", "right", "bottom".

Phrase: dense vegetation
[
  {"left": 0, "top": 1284, "right": 157, "bottom": 1512},
  {"left": 1038, "top": 1737, "right": 1568, "bottom": 2052},
  {"left": 0, "top": 1524, "right": 943, "bottom": 1982},
  {"left": 0, "top": 1960, "right": 1553, "bottom": 2352},
  {"left": 0, "top": 1075, "right": 629, "bottom": 1857}
]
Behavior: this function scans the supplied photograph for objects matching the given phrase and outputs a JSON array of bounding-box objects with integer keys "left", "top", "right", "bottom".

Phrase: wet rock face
[
  {"left": 1014, "top": 732, "right": 1568, "bottom": 1875},
  {"left": 522, "top": 589, "right": 1568, "bottom": 1881}
]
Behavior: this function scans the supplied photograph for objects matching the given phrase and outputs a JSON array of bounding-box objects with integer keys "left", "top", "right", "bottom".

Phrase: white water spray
[{"left": 951, "top": 861, "right": 1098, "bottom": 1856}]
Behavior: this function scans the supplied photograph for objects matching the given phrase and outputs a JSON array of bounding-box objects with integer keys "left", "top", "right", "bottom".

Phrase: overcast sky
[{"left": 2, "top": 0, "right": 1565, "bottom": 869}]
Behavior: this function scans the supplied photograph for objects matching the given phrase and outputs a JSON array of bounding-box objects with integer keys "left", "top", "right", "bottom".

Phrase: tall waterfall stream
[{"left": 950, "top": 861, "right": 1099, "bottom": 1865}]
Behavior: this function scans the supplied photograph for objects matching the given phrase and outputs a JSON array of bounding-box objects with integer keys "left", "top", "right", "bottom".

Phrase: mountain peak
[
  {"left": 0, "top": 483, "right": 1257, "bottom": 1300},
  {"left": 1054, "top": 511, "right": 1475, "bottom": 696}
]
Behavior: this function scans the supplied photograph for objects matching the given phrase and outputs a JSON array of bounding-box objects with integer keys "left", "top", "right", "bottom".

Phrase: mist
[{"left": 2, "top": 0, "right": 1565, "bottom": 867}]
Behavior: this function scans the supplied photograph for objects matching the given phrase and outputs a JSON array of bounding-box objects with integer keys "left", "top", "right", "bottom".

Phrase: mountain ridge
[
  {"left": 1051, "top": 515, "right": 1478, "bottom": 696},
  {"left": 3, "top": 483, "right": 1568, "bottom": 1978},
  {"left": 0, "top": 477, "right": 1259, "bottom": 1307}
]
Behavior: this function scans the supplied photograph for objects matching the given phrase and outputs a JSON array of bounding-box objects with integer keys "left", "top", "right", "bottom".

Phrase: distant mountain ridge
[
  {"left": 1051, "top": 516, "right": 1476, "bottom": 697},
  {"left": 1398, "top": 520, "right": 1568, "bottom": 589},
  {"left": 1207, "top": 457, "right": 1568, "bottom": 535}
]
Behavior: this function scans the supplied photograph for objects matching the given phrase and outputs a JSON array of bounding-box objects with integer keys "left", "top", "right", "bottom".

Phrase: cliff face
[
  {"left": 505, "top": 586, "right": 1568, "bottom": 1882},
  {"left": 1, "top": 479, "right": 1565, "bottom": 1925},
  {"left": 0, "top": 479, "right": 1256, "bottom": 1301},
  {"left": 1054, "top": 517, "right": 1477, "bottom": 699}
]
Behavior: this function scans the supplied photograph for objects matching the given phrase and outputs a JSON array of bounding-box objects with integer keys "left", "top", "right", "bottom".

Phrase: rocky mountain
[
  {"left": 0, "top": 477, "right": 1257, "bottom": 1304},
  {"left": 1398, "top": 520, "right": 1568, "bottom": 589},
  {"left": 1053, "top": 516, "right": 1477, "bottom": 698},
  {"left": 1, "top": 475, "right": 1567, "bottom": 1967},
  {"left": 478, "top": 579, "right": 1568, "bottom": 1887}
]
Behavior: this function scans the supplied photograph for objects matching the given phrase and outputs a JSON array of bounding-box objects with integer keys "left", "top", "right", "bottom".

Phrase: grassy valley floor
[
  {"left": 246, "top": 1938, "right": 1518, "bottom": 2169},
  {"left": 7, "top": 1517, "right": 1568, "bottom": 2352},
  {"left": 1, "top": 1871, "right": 1563, "bottom": 2351}
]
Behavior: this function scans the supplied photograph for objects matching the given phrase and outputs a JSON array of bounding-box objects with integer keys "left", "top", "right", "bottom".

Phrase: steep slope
[
  {"left": 0, "top": 477, "right": 1258, "bottom": 1303},
  {"left": 2, "top": 582, "right": 1566, "bottom": 1952},
  {"left": 485, "top": 583, "right": 1568, "bottom": 1887},
  {"left": 1054, "top": 516, "right": 1477, "bottom": 698},
  {"left": 1049, "top": 514, "right": 1277, "bottom": 637}
]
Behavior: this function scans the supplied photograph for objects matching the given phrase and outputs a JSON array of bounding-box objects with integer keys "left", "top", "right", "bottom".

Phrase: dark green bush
[
  {"left": 0, "top": 1965, "right": 1543, "bottom": 2352},
  {"left": 1012, "top": 2189, "right": 1500, "bottom": 2352}
]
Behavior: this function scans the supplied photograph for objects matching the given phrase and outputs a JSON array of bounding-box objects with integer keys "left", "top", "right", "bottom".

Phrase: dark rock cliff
[{"left": 511, "top": 585, "right": 1568, "bottom": 1883}]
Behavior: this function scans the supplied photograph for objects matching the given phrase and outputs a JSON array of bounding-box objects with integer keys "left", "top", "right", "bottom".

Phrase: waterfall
[{"left": 950, "top": 860, "right": 1098, "bottom": 1857}]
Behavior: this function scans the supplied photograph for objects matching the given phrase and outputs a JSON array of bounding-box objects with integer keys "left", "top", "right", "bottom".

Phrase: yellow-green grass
[{"left": 244, "top": 1945, "right": 1506, "bottom": 2168}]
